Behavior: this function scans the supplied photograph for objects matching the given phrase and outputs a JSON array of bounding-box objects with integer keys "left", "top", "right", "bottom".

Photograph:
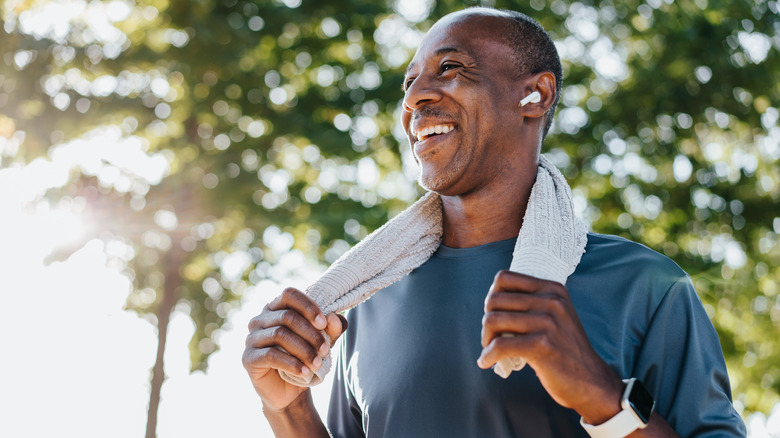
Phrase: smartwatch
[{"left": 580, "top": 378, "right": 655, "bottom": 438}]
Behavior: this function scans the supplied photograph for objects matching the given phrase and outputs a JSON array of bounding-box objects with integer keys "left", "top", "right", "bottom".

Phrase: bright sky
[
  {"left": 0, "top": 183, "right": 335, "bottom": 438},
  {"left": 0, "top": 130, "right": 333, "bottom": 437}
]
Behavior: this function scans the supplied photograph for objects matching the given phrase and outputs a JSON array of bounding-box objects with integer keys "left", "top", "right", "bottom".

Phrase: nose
[{"left": 402, "top": 75, "right": 442, "bottom": 113}]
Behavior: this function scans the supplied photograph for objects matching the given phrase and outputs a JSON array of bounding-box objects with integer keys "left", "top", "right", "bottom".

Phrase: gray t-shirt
[{"left": 327, "top": 233, "right": 746, "bottom": 437}]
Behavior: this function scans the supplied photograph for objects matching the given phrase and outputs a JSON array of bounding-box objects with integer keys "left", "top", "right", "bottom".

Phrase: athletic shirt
[{"left": 327, "top": 233, "right": 746, "bottom": 437}]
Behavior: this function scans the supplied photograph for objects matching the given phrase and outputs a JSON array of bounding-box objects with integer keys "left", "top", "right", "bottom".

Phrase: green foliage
[{"left": 2, "top": 0, "right": 778, "bottom": 417}]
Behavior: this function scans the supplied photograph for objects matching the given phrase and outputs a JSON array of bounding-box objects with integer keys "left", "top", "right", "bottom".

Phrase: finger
[
  {"left": 484, "top": 291, "right": 556, "bottom": 312},
  {"left": 324, "top": 313, "right": 348, "bottom": 346},
  {"left": 242, "top": 345, "right": 312, "bottom": 379},
  {"left": 246, "top": 326, "right": 324, "bottom": 371},
  {"left": 266, "top": 287, "right": 327, "bottom": 330},
  {"left": 258, "top": 309, "right": 329, "bottom": 356},
  {"left": 481, "top": 310, "right": 553, "bottom": 347},
  {"left": 477, "top": 332, "right": 544, "bottom": 369},
  {"left": 489, "top": 270, "right": 563, "bottom": 295}
]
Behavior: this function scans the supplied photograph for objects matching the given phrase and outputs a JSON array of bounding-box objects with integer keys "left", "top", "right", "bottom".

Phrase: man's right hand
[{"left": 242, "top": 287, "right": 347, "bottom": 412}]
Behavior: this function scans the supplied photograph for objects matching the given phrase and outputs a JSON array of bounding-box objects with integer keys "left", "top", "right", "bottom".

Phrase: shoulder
[
  {"left": 579, "top": 232, "right": 689, "bottom": 283},
  {"left": 569, "top": 232, "right": 697, "bottom": 324}
]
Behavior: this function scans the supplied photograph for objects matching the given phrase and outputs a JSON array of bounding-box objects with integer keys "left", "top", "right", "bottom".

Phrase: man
[{"left": 242, "top": 8, "right": 746, "bottom": 437}]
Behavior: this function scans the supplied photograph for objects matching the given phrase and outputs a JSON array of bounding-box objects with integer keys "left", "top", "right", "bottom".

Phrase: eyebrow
[{"left": 405, "top": 46, "right": 462, "bottom": 76}]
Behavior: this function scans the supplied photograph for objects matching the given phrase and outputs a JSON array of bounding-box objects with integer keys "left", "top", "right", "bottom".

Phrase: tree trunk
[{"left": 145, "top": 246, "right": 183, "bottom": 438}]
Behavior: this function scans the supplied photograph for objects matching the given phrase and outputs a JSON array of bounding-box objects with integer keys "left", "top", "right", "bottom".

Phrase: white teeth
[{"left": 414, "top": 124, "right": 454, "bottom": 142}]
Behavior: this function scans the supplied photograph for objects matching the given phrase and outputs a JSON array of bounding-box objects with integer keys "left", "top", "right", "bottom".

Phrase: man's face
[{"left": 401, "top": 12, "right": 525, "bottom": 195}]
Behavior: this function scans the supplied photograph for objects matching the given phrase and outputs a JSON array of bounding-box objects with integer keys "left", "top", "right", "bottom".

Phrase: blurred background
[{"left": 1, "top": 0, "right": 778, "bottom": 436}]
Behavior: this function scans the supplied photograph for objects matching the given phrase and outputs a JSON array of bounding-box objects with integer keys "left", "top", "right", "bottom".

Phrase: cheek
[{"left": 400, "top": 111, "right": 411, "bottom": 133}]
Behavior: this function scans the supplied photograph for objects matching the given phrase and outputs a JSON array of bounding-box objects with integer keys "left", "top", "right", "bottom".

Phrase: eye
[
  {"left": 440, "top": 61, "right": 460, "bottom": 73},
  {"left": 403, "top": 77, "right": 415, "bottom": 91}
]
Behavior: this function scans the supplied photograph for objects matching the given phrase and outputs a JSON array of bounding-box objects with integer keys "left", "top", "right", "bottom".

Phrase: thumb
[{"left": 324, "top": 313, "right": 348, "bottom": 345}]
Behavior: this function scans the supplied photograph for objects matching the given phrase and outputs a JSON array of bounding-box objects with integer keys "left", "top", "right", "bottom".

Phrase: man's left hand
[{"left": 477, "top": 269, "right": 624, "bottom": 425}]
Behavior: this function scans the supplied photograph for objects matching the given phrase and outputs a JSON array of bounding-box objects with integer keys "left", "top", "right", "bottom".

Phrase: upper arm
[{"left": 633, "top": 278, "right": 746, "bottom": 437}]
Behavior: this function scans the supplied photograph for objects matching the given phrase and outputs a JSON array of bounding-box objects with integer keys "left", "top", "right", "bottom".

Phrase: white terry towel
[{"left": 279, "top": 155, "right": 588, "bottom": 386}]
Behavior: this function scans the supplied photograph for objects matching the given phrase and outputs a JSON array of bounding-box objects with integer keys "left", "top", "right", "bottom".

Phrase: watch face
[{"left": 627, "top": 379, "right": 655, "bottom": 424}]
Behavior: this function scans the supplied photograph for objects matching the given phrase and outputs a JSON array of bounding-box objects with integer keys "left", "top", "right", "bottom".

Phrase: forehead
[{"left": 407, "top": 13, "right": 514, "bottom": 73}]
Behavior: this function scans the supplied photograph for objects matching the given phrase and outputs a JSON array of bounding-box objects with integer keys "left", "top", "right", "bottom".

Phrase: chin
[{"left": 417, "top": 162, "right": 466, "bottom": 195}]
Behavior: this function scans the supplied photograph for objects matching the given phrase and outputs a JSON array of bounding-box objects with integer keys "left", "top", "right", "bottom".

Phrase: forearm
[
  {"left": 578, "top": 386, "right": 678, "bottom": 438},
  {"left": 263, "top": 390, "right": 330, "bottom": 438},
  {"left": 576, "top": 375, "right": 678, "bottom": 438},
  {"left": 632, "top": 413, "right": 678, "bottom": 437}
]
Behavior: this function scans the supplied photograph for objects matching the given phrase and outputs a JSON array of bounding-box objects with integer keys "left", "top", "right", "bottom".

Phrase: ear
[{"left": 518, "top": 72, "right": 556, "bottom": 119}]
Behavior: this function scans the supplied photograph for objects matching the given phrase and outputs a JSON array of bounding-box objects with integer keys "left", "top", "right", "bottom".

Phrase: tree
[
  {"left": 1, "top": 0, "right": 777, "bottom": 434},
  {"left": 3, "top": 0, "right": 413, "bottom": 435}
]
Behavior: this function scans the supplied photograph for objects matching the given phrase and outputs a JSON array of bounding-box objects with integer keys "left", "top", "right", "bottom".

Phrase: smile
[{"left": 412, "top": 124, "right": 456, "bottom": 143}]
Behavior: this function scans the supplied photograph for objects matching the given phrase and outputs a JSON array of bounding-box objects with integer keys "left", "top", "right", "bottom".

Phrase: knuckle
[
  {"left": 484, "top": 293, "right": 502, "bottom": 310},
  {"left": 241, "top": 349, "right": 252, "bottom": 368},
  {"left": 539, "top": 313, "right": 556, "bottom": 331},
  {"left": 242, "top": 348, "right": 264, "bottom": 369},
  {"left": 280, "top": 310, "right": 298, "bottom": 327},
  {"left": 270, "top": 326, "right": 289, "bottom": 343},
  {"left": 482, "top": 312, "right": 495, "bottom": 327},
  {"left": 547, "top": 295, "right": 568, "bottom": 313},
  {"left": 494, "top": 335, "right": 512, "bottom": 350},
  {"left": 534, "top": 334, "right": 552, "bottom": 352},
  {"left": 281, "top": 287, "right": 300, "bottom": 299},
  {"left": 493, "top": 270, "right": 509, "bottom": 283},
  {"left": 255, "top": 348, "right": 272, "bottom": 365},
  {"left": 248, "top": 315, "right": 264, "bottom": 331},
  {"left": 264, "top": 298, "right": 281, "bottom": 312}
]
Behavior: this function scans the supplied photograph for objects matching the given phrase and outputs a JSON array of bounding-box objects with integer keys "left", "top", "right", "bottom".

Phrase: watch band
[
  {"left": 580, "top": 408, "right": 644, "bottom": 438},
  {"left": 580, "top": 378, "right": 652, "bottom": 438}
]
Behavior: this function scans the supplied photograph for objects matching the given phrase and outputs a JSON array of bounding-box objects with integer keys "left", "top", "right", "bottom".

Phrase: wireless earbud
[{"left": 519, "top": 91, "right": 541, "bottom": 107}]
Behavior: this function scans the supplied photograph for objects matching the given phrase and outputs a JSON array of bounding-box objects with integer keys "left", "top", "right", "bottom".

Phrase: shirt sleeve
[
  {"left": 326, "top": 343, "right": 365, "bottom": 438},
  {"left": 633, "top": 276, "right": 746, "bottom": 437}
]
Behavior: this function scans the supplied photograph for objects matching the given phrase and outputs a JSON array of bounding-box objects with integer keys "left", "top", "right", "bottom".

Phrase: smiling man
[{"left": 243, "top": 8, "right": 746, "bottom": 437}]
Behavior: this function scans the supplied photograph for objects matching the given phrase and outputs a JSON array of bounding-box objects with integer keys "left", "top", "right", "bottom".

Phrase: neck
[{"left": 439, "top": 171, "right": 535, "bottom": 248}]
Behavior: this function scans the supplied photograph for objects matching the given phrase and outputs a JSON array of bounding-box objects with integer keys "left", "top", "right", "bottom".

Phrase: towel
[{"left": 279, "top": 155, "right": 588, "bottom": 386}]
